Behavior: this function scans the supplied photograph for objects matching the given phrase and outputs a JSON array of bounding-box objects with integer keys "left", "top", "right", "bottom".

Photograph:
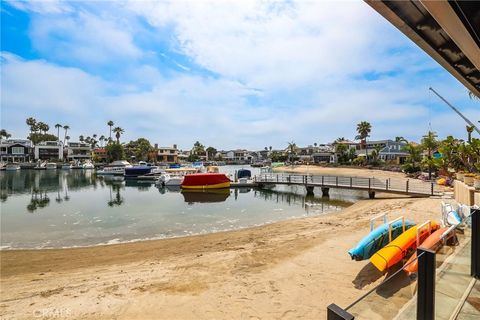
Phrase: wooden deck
[{"left": 254, "top": 173, "right": 442, "bottom": 197}]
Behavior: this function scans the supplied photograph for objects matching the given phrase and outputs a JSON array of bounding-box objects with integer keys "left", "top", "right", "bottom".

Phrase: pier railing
[
  {"left": 254, "top": 173, "right": 441, "bottom": 196},
  {"left": 327, "top": 208, "right": 479, "bottom": 320}
]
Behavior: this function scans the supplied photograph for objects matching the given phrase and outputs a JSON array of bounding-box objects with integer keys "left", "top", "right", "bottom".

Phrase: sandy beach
[{"left": 0, "top": 169, "right": 448, "bottom": 320}]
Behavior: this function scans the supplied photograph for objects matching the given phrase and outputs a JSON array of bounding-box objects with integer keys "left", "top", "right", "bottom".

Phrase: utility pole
[{"left": 429, "top": 87, "right": 480, "bottom": 135}]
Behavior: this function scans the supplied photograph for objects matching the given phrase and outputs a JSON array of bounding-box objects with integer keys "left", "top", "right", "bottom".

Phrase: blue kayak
[{"left": 348, "top": 220, "right": 416, "bottom": 261}]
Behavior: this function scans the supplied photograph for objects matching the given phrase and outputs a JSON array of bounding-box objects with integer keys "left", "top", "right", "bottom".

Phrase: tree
[
  {"left": 395, "top": 136, "right": 408, "bottom": 143},
  {"left": 37, "top": 122, "right": 49, "bottom": 134},
  {"left": 466, "top": 125, "right": 474, "bottom": 143},
  {"left": 99, "top": 135, "right": 105, "bottom": 147},
  {"left": 65, "top": 136, "right": 70, "bottom": 143},
  {"left": 206, "top": 146, "right": 217, "bottom": 161},
  {"left": 55, "top": 124, "right": 62, "bottom": 141},
  {"left": 63, "top": 125, "right": 70, "bottom": 145},
  {"left": 113, "top": 127, "right": 124, "bottom": 144},
  {"left": 314, "top": 142, "right": 318, "bottom": 147},
  {"left": 79, "top": 135, "right": 84, "bottom": 142},
  {"left": 0, "top": 129, "right": 11, "bottom": 140},
  {"left": 106, "top": 143, "right": 125, "bottom": 162},
  {"left": 335, "top": 143, "right": 348, "bottom": 164},
  {"left": 287, "top": 141, "right": 297, "bottom": 163},
  {"left": 421, "top": 131, "right": 439, "bottom": 179},
  {"left": 192, "top": 141, "right": 205, "bottom": 155},
  {"left": 355, "top": 121, "right": 372, "bottom": 163},
  {"left": 403, "top": 143, "right": 422, "bottom": 170},
  {"left": 26, "top": 117, "right": 36, "bottom": 139},
  {"left": 28, "top": 133, "right": 58, "bottom": 145},
  {"left": 269, "top": 146, "right": 272, "bottom": 151},
  {"left": 125, "top": 138, "right": 153, "bottom": 161},
  {"left": 107, "top": 121, "right": 114, "bottom": 142}
]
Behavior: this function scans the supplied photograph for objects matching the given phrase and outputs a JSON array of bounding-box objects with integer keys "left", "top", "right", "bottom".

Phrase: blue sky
[{"left": 1, "top": 0, "right": 479, "bottom": 150}]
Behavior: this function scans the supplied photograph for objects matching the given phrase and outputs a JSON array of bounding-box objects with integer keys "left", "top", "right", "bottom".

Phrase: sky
[{"left": 1, "top": 0, "right": 479, "bottom": 150}]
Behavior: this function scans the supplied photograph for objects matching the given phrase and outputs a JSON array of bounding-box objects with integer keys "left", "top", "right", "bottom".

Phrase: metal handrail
[{"left": 344, "top": 251, "right": 426, "bottom": 311}]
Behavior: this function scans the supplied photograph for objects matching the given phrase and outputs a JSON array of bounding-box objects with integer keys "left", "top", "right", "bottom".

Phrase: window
[{"left": 11, "top": 147, "right": 24, "bottom": 154}]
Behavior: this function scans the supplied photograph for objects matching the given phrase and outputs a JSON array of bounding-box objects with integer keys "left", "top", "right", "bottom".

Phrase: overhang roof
[{"left": 366, "top": 0, "right": 480, "bottom": 97}]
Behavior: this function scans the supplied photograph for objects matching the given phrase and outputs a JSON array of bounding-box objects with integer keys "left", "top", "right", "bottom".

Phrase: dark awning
[{"left": 366, "top": 0, "right": 480, "bottom": 97}]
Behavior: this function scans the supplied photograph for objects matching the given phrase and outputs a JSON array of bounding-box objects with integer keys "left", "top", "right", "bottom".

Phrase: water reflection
[
  {"left": 182, "top": 189, "right": 231, "bottom": 204},
  {"left": 1, "top": 168, "right": 360, "bottom": 249}
]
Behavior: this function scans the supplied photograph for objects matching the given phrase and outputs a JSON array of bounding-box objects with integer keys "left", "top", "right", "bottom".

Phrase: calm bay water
[{"left": 0, "top": 166, "right": 363, "bottom": 249}]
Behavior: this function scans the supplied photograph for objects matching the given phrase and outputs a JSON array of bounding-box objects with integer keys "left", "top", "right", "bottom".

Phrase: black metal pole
[
  {"left": 472, "top": 208, "right": 479, "bottom": 279},
  {"left": 417, "top": 248, "right": 436, "bottom": 320},
  {"left": 327, "top": 304, "right": 354, "bottom": 320}
]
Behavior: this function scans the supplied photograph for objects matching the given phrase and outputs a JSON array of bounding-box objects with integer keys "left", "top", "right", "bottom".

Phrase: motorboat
[
  {"left": 0, "top": 162, "right": 6, "bottom": 171},
  {"left": 181, "top": 173, "right": 231, "bottom": 189},
  {"left": 236, "top": 168, "right": 252, "bottom": 183},
  {"left": 82, "top": 160, "right": 95, "bottom": 169},
  {"left": 124, "top": 165, "right": 155, "bottom": 178},
  {"left": 157, "top": 173, "right": 184, "bottom": 187},
  {"left": 34, "top": 161, "right": 47, "bottom": 170},
  {"left": 46, "top": 163, "right": 57, "bottom": 170},
  {"left": 61, "top": 163, "right": 72, "bottom": 170},
  {"left": 96, "top": 160, "right": 131, "bottom": 176},
  {"left": 5, "top": 162, "right": 20, "bottom": 171}
]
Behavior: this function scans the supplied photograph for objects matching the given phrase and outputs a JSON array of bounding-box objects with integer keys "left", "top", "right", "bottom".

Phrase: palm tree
[
  {"left": 287, "top": 141, "right": 297, "bottom": 163},
  {"left": 395, "top": 136, "right": 408, "bottom": 143},
  {"left": 63, "top": 125, "right": 70, "bottom": 145},
  {"left": 107, "top": 121, "right": 114, "bottom": 142},
  {"left": 113, "top": 127, "right": 124, "bottom": 144},
  {"left": 79, "top": 135, "right": 84, "bottom": 142},
  {"left": 37, "top": 122, "right": 49, "bottom": 134},
  {"left": 355, "top": 121, "right": 372, "bottom": 162},
  {"left": 0, "top": 129, "right": 11, "bottom": 141},
  {"left": 421, "top": 131, "right": 439, "bottom": 180},
  {"left": 269, "top": 146, "right": 272, "bottom": 151},
  {"left": 99, "top": 135, "right": 105, "bottom": 147},
  {"left": 403, "top": 143, "right": 422, "bottom": 169},
  {"left": 55, "top": 124, "right": 62, "bottom": 141},
  {"left": 65, "top": 135, "right": 70, "bottom": 143},
  {"left": 466, "top": 125, "right": 474, "bottom": 143},
  {"left": 26, "top": 117, "right": 36, "bottom": 137}
]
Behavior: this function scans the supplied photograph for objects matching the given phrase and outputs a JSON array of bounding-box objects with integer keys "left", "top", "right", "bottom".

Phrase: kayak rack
[
  {"left": 388, "top": 216, "right": 406, "bottom": 243},
  {"left": 416, "top": 220, "right": 432, "bottom": 247},
  {"left": 369, "top": 213, "right": 388, "bottom": 232}
]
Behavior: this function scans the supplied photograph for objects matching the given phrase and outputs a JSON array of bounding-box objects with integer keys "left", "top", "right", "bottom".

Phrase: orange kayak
[
  {"left": 370, "top": 221, "right": 440, "bottom": 272},
  {"left": 404, "top": 226, "right": 451, "bottom": 274}
]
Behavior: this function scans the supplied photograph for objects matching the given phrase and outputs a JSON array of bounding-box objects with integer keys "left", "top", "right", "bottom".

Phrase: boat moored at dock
[
  {"left": 96, "top": 160, "right": 131, "bottom": 176},
  {"left": 46, "top": 163, "right": 57, "bottom": 170},
  {"left": 5, "top": 162, "right": 20, "bottom": 171},
  {"left": 181, "top": 173, "right": 231, "bottom": 189}
]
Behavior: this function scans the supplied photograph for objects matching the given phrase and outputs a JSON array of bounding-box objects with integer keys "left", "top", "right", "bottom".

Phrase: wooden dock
[{"left": 253, "top": 173, "right": 442, "bottom": 198}]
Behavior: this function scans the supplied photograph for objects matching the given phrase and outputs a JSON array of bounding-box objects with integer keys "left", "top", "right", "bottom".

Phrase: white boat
[
  {"left": 34, "top": 162, "right": 47, "bottom": 170},
  {"left": 157, "top": 173, "right": 184, "bottom": 187},
  {"left": 82, "top": 161, "right": 95, "bottom": 169},
  {"left": 61, "top": 163, "right": 72, "bottom": 170},
  {"left": 96, "top": 160, "right": 131, "bottom": 176},
  {"left": 46, "top": 163, "right": 57, "bottom": 170},
  {"left": 0, "top": 162, "right": 6, "bottom": 171},
  {"left": 5, "top": 162, "right": 20, "bottom": 171}
]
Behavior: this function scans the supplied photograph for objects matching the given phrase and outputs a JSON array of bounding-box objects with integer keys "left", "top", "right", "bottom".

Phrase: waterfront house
[
  {"left": 224, "top": 149, "right": 254, "bottom": 164},
  {"left": 155, "top": 144, "right": 179, "bottom": 164},
  {"left": 356, "top": 139, "right": 408, "bottom": 164},
  {"left": 66, "top": 142, "right": 92, "bottom": 161},
  {"left": 34, "top": 141, "right": 63, "bottom": 161},
  {"left": 312, "top": 144, "right": 336, "bottom": 163},
  {"left": 0, "top": 139, "right": 33, "bottom": 162},
  {"left": 93, "top": 148, "right": 108, "bottom": 163}
]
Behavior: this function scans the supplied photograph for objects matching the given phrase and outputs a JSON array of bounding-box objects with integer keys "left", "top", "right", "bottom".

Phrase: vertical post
[
  {"left": 368, "top": 178, "right": 371, "bottom": 191},
  {"left": 472, "top": 208, "right": 479, "bottom": 279},
  {"left": 327, "top": 304, "right": 354, "bottom": 320},
  {"left": 336, "top": 176, "right": 338, "bottom": 186},
  {"left": 417, "top": 248, "right": 436, "bottom": 320},
  {"left": 406, "top": 179, "right": 409, "bottom": 194},
  {"left": 276, "top": 175, "right": 279, "bottom": 183},
  {"left": 322, "top": 175, "right": 324, "bottom": 186},
  {"left": 386, "top": 179, "right": 388, "bottom": 191},
  {"left": 431, "top": 183, "right": 434, "bottom": 196},
  {"left": 350, "top": 177, "right": 352, "bottom": 188}
]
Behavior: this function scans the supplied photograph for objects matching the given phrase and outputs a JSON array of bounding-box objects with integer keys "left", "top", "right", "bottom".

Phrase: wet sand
[{"left": 0, "top": 192, "right": 446, "bottom": 319}]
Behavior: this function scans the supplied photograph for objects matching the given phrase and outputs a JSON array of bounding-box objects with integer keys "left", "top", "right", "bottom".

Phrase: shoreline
[{"left": 1, "top": 194, "right": 446, "bottom": 319}]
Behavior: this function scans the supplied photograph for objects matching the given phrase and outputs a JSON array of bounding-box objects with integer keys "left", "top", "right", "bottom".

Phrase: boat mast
[{"left": 429, "top": 87, "right": 480, "bottom": 135}]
